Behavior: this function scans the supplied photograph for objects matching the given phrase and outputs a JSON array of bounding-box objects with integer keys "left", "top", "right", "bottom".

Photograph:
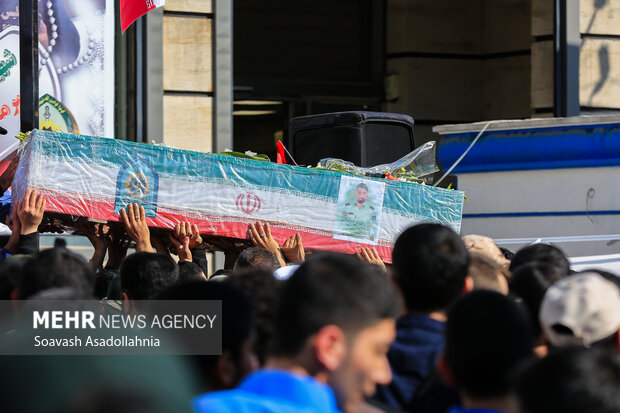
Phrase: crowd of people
[{"left": 0, "top": 166, "right": 619, "bottom": 413}]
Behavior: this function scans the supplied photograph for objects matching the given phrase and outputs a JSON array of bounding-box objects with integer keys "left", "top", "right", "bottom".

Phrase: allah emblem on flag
[
  {"left": 236, "top": 192, "right": 261, "bottom": 215},
  {"left": 124, "top": 173, "right": 151, "bottom": 198}
]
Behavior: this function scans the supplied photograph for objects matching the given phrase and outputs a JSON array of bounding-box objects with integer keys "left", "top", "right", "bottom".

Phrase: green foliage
[
  {"left": 215, "top": 151, "right": 271, "bottom": 162},
  {"left": 16, "top": 131, "right": 30, "bottom": 141},
  {"left": 446, "top": 183, "right": 468, "bottom": 200}
]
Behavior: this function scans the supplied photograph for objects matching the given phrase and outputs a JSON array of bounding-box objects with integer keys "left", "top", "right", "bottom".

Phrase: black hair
[
  {"left": 509, "top": 262, "right": 568, "bottom": 337},
  {"left": 177, "top": 261, "right": 206, "bottom": 283},
  {"left": 29, "top": 287, "right": 95, "bottom": 300},
  {"left": 445, "top": 290, "right": 533, "bottom": 399},
  {"left": 234, "top": 247, "right": 280, "bottom": 272},
  {"left": 105, "top": 275, "right": 122, "bottom": 300},
  {"left": 273, "top": 252, "right": 398, "bottom": 356},
  {"left": 589, "top": 331, "right": 620, "bottom": 350},
  {"left": 210, "top": 269, "right": 230, "bottom": 278},
  {"left": 517, "top": 347, "right": 620, "bottom": 413},
  {"left": 120, "top": 252, "right": 179, "bottom": 300},
  {"left": 93, "top": 270, "right": 119, "bottom": 299},
  {"left": 230, "top": 268, "right": 281, "bottom": 365},
  {"left": 154, "top": 281, "right": 253, "bottom": 352},
  {"left": 509, "top": 243, "right": 570, "bottom": 276},
  {"left": 0, "top": 255, "right": 29, "bottom": 300},
  {"left": 154, "top": 281, "right": 254, "bottom": 389},
  {"left": 18, "top": 248, "right": 94, "bottom": 299},
  {"left": 499, "top": 247, "right": 514, "bottom": 261},
  {"left": 392, "top": 223, "right": 469, "bottom": 313},
  {"left": 356, "top": 183, "right": 368, "bottom": 191}
]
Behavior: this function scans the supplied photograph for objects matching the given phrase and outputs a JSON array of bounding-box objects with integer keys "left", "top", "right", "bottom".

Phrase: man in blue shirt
[{"left": 194, "top": 252, "right": 399, "bottom": 413}]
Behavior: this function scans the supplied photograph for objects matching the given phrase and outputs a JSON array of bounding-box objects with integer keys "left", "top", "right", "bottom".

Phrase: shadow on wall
[
  {"left": 582, "top": 0, "right": 610, "bottom": 105},
  {"left": 588, "top": 44, "right": 609, "bottom": 105},
  {"left": 582, "top": 0, "right": 607, "bottom": 37}
]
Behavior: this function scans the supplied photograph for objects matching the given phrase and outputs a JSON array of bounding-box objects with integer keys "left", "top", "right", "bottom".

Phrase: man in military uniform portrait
[{"left": 337, "top": 182, "right": 380, "bottom": 241}]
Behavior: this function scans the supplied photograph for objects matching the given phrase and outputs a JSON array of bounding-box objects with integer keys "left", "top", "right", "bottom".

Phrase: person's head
[
  {"left": 0, "top": 348, "right": 198, "bottom": 413},
  {"left": 28, "top": 287, "right": 95, "bottom": 300},
  {"left": 439, "top": 290, "right": 533, "bottom": 402},
  {"left": 354, "top": 183, "right": 369, "bottom": 205},
  {"left": 273, "top": 252, "right": 399, "bottom": 412},
  {"left": 392, "top": 223, "right": 470, "bottom": 313},
  {"left": 0, "top": 255, "right": 29, "bottom": 300},
  {"left": 234, "top": 247, "right": 280, "bottom": 272},
  {"left": 17, "top": 248, "right": 94, "bottom": 299},
  {"left": 467, "top": 251, "right": 510, "bottom": 294},
  {"left": 93, "top": 270, "right": 119, "bottom": 299},
  {"left": 119, "top": 252, "right": 178, "bottom": 301},
  {"left": 462, "top": 234, "right": 510, "bottom": 270},
  {"left": 509, "top": 243, "right": 570, "bottom": 276},
  {"left": 517, "top": 347, "right": 620, "bottom": 413},
  {"left": 177, "top": 261, "right": 207, "bottom": 283},
  {"left": 509, "top": 262, "right": 568, "bottom": 339},
  {"left": 154, "top": 281, "right": 257, "bottom": 391},
  {"left": 539, "top": 272, "right": 620, "bottom": 349},
  {"left": 229, "top": 268, "right": 281, "bottom": 365},
  {"left": 105, "top": 275, "right": 122, "bottom": 300}
]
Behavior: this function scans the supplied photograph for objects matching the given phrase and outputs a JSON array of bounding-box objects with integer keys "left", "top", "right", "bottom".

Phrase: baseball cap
[{"left": 540, "top": 272, "right": 620, "bottom": 347}]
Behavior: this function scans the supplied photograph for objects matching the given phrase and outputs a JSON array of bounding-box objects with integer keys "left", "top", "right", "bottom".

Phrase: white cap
[{"left": 540, "top": 272, "right": 620, "bottom": 347}]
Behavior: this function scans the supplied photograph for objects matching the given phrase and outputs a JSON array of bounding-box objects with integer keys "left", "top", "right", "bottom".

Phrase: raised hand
[
  {"left": 17, "top": 189, "right": 46, "bottom": 235},
  {"left": 120, "top": 203, "right": 153, "bottom": 253},
  {"left": 175, "top": 221, "right": 203, "bottom": 249},
  {"left": 280, "top": 233, "right": 305, "bottom": 264},
  {"left": 77, "top": 222, "right": 109, "bottom": 266},
  {"left": 248, "top": 221, "right": 285, "bottom": 267},
  {"left": 106, "top": 224, "right": 130, "bottom": 270},
  {"left": 356, "top": 247, "right": 386, "bottom": 270},
  {"left": 169, "top": 222, "right": 193, "bottom": 263}
]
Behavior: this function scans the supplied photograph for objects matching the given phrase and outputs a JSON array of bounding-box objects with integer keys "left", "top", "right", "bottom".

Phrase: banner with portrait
[{"left": 0, "top": 0, "right": 115, "bottom": 161}]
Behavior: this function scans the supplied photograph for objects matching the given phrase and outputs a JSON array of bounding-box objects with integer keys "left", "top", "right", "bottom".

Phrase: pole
[
  {"left": 554, "top": 0, "right": 580, "bottom": 117},
  {"left": 19, "top": 0, "right": 39, "bottom": 132}
]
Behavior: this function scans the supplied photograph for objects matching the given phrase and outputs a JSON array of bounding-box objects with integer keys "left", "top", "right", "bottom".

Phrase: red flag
[
  {"left": 276, "top": 140, "right": 287, "bottom": 164},
  {"left": 120, "top": 0, "right": 166, "bottom": 33}
]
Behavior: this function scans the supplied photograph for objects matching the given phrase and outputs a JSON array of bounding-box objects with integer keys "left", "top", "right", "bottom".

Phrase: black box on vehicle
[{"left": 289, "top": 111, "right": 415, "bottom": 167}]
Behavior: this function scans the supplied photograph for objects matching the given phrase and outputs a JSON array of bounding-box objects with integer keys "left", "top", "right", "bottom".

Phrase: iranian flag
[
  {"left": 121, "top": 0, "right": 166, "bottom": 33},
  {"left": 13, "top": 130, "right": 465, "bottom": 264}
]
